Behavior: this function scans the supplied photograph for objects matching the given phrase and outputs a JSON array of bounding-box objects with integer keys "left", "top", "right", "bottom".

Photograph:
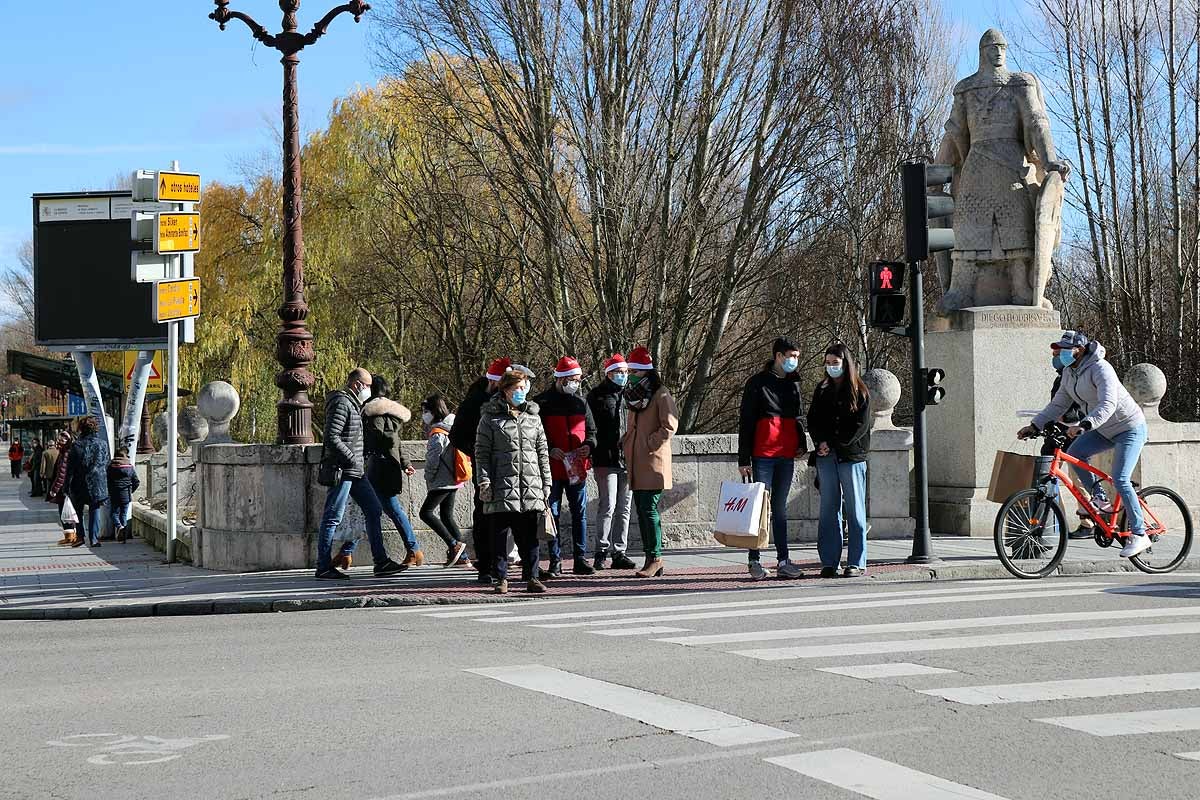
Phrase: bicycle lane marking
[{"left": 46, "top": 733, "right": 231, "bottom": 765}]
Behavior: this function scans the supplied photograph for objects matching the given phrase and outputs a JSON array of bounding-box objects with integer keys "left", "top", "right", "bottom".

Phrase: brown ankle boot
[
  {"left": 635, "top": 557, "right": 665, "bottom": 578},
  {"left": 56, "top": 530, "right": 72, "bottom": 546},
  {"left": 401, "top": 550, "right": 425, "bottom": 567}
]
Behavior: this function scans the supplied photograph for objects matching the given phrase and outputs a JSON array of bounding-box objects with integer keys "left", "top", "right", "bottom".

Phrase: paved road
[{"left": 6, "top": 573, "right": 1200, "bottom": 799}]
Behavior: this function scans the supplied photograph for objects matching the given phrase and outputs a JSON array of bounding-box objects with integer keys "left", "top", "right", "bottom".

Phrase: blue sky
[{"left": 0, "top": 0, "right": 1007, "bottom": 277}]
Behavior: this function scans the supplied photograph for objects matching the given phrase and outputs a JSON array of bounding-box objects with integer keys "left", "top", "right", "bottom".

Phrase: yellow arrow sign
[
  {"left": 156, "top": 171, "right": 201, "bottom": 202},
  {"left": 155, "top": 212, "right": 201, "bottom": 254},
  {"left": 155, "top": 278, "right": 201, "bottom": 323}
]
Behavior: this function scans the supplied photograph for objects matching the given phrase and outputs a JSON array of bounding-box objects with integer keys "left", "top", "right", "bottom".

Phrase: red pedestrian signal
[{"left": 868, "top": 260, "right": 907, "bottom": 330}]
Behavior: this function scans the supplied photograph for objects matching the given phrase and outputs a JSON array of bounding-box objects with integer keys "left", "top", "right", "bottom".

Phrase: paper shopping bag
[
  {"left": 537, "top": 507, "right": 558, "bottom": 543},
  {"left": 987, "top": 450, "right": 1036, "bottom": 504},
  {"left": 714, "top": 480, "right": 771, "bottom": 550}
]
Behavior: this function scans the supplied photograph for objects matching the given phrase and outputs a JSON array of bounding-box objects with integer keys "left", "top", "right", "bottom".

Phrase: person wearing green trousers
[{"left": 620, "top": 346, "right": 678, "bottom": 577}]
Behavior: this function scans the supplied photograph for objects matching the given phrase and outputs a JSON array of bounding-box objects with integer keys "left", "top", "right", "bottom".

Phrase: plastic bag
[
  {"left": 60, "top": 496, "right": 79, "bottom": 527},
  {"left": 562, "top": 450, "right": 587, "bottom": 486}
]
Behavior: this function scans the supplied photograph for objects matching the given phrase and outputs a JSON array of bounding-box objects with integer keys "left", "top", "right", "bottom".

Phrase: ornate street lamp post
[{"left": 208, "top": 0, "right": 370, "bottom": 445}]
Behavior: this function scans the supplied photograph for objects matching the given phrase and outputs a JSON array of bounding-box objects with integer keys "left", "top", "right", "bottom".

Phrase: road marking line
[
  {"left": 734, "top": 621, "right": 1200, "bottom": 661},
  {"left": 1173, "top": 752, "right": 1200, "bottom": 761},
  {"left": 590, "top": 626, "right": 693, "bottom": 637},
  {"left": 657, "top": 603, "right": 1200, "bottom": 646},
  {"left": 921, "top": 672, "right": 1200, "bottom": 705},
  {"left": 464, "top": 664, "right": 796, "bottom": 747},
  {"left": 531, "top": 586, "right": 1124, "bottom": 629},
  {"left": 423, "top": 609, "right": 512, "bottom": 618},
  {"left": 485, "top": 581, "right": 1105, "bottom": 625},
  {"left": 819, "top": 664, "right": 957, "bottom": 679},
  {"left": 1038, "top": 707, "right": 1200, "bottom": 736},
  {"left": 765, "top": 748, "right": 1012, "bottom": 799}
]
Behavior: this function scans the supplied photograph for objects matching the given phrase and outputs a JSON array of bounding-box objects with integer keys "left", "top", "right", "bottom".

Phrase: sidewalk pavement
[{"left": 0, "top": 475, "right": 1174, "bottom": 620}]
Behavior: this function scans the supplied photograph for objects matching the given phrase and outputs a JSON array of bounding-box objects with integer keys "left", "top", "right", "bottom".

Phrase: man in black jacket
[
  {"left": 316, "top": 368, "right": 406, "bottom": 580},
  {"left": 736, "top": 338, "right": 807, "bottom": 581},
  {"left": 587, "top": 353, "right": 637, "bottom": 570},
  {"left": 452, "top": 357, "right": 513, "bottom": 583}
]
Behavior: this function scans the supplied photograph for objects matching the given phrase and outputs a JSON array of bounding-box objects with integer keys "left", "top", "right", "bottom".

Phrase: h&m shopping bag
[
  {"left": 713, "top": 480, "right": 771, "bottom": 550},
  {"left": 986, "top": 450, "right": 1036, "bottom": 504}
]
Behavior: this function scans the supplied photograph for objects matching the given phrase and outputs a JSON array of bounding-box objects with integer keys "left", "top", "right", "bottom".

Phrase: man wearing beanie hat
[
  {"left": 588, "top": 353, "right": 637, "bottom": 570},
  {"left": 534, "top": 356, "right": 598, "bottom": 576},
  {"left": 452, "top": 357, "right": 513, "bottom": 583}
]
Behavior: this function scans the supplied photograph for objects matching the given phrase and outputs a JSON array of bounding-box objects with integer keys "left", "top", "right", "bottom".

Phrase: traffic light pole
[{"left": 906, "top": 260, "right": 938, "bottom": 564}]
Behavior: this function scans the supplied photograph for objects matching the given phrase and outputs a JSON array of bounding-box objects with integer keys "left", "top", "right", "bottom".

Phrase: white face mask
[
  {"left": 355, "top": 386, "right": 372, "bottom": 404},
  {"left": 563, "top": 380, "right": 581, "bottom": 395},
  {"left": 421, "top": 411, "right": 434, "bottom": 425}
]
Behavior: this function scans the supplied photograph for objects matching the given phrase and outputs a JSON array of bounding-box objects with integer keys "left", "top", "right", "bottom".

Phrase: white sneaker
[
  {"left": 1119, "top": 534, "right": 1153, "bottom": 559},
  {"left": 777, "top": 560, "right": 804, "bottom": 579},
  {"left": 748, "top": 561, "right": 772, "bottom": 581}
]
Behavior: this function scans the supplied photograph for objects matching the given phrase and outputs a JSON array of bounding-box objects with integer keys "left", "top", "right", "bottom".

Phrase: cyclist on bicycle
[{"left": 1018, "top": 331, "right": 1150, "bottom": 558}]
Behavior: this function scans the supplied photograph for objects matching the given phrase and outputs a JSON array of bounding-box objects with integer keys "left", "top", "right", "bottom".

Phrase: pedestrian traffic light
[
  {"left": 901, "top": 161, "right": 954, "bottom": 262},
  {"left": 868, "top": 260, "right": 907, "bottom": 329},
  {"left": 925, "top": 367, "right": 946, "bottom": 406}
]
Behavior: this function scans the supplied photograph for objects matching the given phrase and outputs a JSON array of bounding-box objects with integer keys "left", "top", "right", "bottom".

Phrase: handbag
[
  {"left": 537, "top": 507, "right": 558, "bottom": 543},
  {"left": 317, "top": 460, "right": 344, "bottom": 488}
]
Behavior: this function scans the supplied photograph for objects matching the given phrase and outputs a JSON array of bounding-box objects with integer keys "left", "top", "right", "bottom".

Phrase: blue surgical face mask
[
  {"left": 610, "top": 372, "right": 627, "bottom": 387},
  {"left": 825, "top": 364, "right": 844, "bottom": 379},
  {"left": 1052, "top": 353, "right": 1064, "bottom": 371},
  {"left": 511, "top": 389, "right": 527, "bottom": 406},
  {"left": 781, "top": 356, "right": 799, "bottom": 373},
  {"left": 1058, "top": 349, "right": 1076, "bottom": 368}
]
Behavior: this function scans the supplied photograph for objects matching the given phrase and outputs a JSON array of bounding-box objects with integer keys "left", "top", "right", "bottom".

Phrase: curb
[{"left": 0, "top": 558, "right": 1182, "bottom": 621}]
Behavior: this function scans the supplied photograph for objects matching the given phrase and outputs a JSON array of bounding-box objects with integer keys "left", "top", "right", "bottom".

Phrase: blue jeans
[
  {"left": 548, "top": 479, "right": 588, "bottom": 562},
  {"left": 342, "top": 489, "right": 418, "bottom": 556},
  {"left": 71, "top": 492, "right": 107, "bottom": 546},
  {"left": 318, "top": 477, "right": 387, "bottom": 572},
  {"left": 816, "top": 456, "right": 868, "bottom": 569},
  {"left": 1067, "top": 424, "right": 1148, "bottom": 536},
  {"left": 111, "top": 502, "right": 131, "bottom": 529},
  {"left": 749, "top": 457, "right": 795, "bottom": 562}
]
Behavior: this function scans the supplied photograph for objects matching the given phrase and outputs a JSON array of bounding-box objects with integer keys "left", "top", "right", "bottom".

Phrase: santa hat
[
  {"left": 626, "top": 346, "right": 654, "bottom": 371},
  {"left": 485, "top": 357, "right": 513, "bottom": 382},
  {"left": 553, "top": 356, "right": 583, "bottom": 379},
  {"left": 603, "top": 353, "right": 628, "bottom": 373}
]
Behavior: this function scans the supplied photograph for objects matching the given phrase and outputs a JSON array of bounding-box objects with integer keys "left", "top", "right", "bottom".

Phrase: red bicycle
[{"left": 994, "top": 429, "right": 1193, "bottom": 579}]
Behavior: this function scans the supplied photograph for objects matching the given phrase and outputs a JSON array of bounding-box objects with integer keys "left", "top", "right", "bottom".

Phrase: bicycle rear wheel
[
  {"left": 1127, "top": 486, "right": 1194, "bottom": 574},
  {"left": 994, "top": 488, "right": 1069, "bottom": 579}
]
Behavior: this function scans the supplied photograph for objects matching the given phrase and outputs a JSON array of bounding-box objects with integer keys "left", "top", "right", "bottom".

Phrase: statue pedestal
[{"left": 926, "top": 306, "right": 1061, "bottom": 536}]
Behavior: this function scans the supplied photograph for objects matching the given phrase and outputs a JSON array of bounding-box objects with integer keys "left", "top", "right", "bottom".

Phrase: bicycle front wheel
[
  {"left": 994, "top": 488, "right": 1069, "bottom": 579},
  {"left": 1128, "top": 486, "right": 1194, "bottom": 574}
]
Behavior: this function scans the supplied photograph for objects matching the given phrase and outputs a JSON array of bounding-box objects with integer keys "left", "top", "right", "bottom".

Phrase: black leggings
[{"left": 420, "top": 489, "right": 464, "bottom": 548}]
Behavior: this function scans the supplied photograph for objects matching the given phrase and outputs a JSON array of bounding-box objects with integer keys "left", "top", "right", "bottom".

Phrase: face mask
[
  {"left": 781, "top": 356, "right": 799, "bottom": 373},
  {"left": 563, "top": 380, "right": 581, "bottom": 395},
  {"left": 421, "top": 411, "right": 434, "bottom": 425},
  {"left": 628, "top": 375, "right": 643, "bottom": 387},
  {"left": 1051, "top": 353, "right": 1064, "bottom": 371},
  {"left": 511, "top": 389, "right": 527, "bottom": 406},
  {"left": 1058, "top": 349, "right": 1076, "bottom": 368},
  {"left": 825, "top": 365, "right": 844, "bottom": 379},
  {"left": 355, "top": 386, "right": 372, "bottom": 403},
  {"left": 610, "top": 372, "right": 627, "bottom": 387}
]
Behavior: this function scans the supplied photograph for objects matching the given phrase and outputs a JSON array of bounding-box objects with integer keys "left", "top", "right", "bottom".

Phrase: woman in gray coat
[{"left": 475, "top": 369, "right": 552, "bottom": 594}]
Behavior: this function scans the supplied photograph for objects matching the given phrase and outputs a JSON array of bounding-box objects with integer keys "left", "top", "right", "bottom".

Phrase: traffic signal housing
[
  {"left": 925, "top": 367, "right": 946, "bottom": 406},
  {"left": 868, "top": 260, "right": 906, "bottom": 330},
  {"left": 902, "top": 162, "right": 954, "bottom": 262}
]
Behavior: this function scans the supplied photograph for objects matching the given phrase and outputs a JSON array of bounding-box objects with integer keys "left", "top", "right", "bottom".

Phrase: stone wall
[{"left": 194, "top": 431, "right": 916, "bottom": 572}]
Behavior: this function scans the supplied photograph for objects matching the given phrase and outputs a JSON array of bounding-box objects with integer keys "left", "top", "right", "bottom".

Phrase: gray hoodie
[
  {"left": 424, "top": 414, "right": 459, "bottom": 491},
  {"left": 1034, "top": 342, "right": 1145, "bottom": 440}
]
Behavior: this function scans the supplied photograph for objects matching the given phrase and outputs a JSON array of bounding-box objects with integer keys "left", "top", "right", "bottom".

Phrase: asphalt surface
[{"left": 6, "top": 572, "right": 1200, "bottom": 799}]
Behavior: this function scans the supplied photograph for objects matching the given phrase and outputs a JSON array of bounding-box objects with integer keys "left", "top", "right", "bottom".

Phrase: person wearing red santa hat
[
  {"left": 452, "top": 356, "right": 514, "bottom": 584},
  {"left": 621, "top": 346, "right": 678, "bottom": 577},
  {"left": 534, "top": 355, "right": 599, "bottom": 576},
  {"left": 587, "top": 353, "right": 637, "bottom": 570}
]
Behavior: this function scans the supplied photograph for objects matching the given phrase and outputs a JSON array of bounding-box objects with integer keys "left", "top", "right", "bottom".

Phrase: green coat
[{"left": 474, "top": 394, "right": 552, "bottom": 515}]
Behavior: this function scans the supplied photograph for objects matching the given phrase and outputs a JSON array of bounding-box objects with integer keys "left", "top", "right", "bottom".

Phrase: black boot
[
  {"left": 544, "top": 560, "right": 563, "bottom": 579},
  {"left": 573, "top": 557, "right": 596, "bottom": 576},
  {"left": 593, "top": 549, "right": 608, "bottom": 571},
  {"left": 610, "top": 552, "right": 637, "bottom": 570}
]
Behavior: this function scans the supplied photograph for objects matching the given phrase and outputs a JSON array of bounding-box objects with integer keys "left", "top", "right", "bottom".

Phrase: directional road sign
[
  {"left": 155, "top": 171, "right": 201, "bottom": 203},
  {"left": 154, "top": 278, "right": 201, "bottom": 323},
  {"left": 154, "top": 212, "right": 200, "bottom": 255}
]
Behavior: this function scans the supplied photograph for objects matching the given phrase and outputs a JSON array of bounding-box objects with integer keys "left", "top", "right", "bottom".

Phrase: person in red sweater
[
  {"left": 737, "top": 337, "right": 807, "bottom": 580},
  {"left": 534, "top": 356, "right": 598, "bottom": 576}
]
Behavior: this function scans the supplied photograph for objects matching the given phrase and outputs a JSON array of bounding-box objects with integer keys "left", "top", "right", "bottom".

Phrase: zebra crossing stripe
[
  {"left": 765, "top": 748, "right": 1012, "bottom": 799},
  {"left": 464, "top": 664, "right": 796, "bottom": 747},
  {"left": 819, "top": 664, "right": 957, "bottom": 679},
  {"left": 732, "top": 621, "right": 1200, "bottom": 661},
  {"left": 1038, "top": 707, "right": 1200, "bottom": 736},
  {"left": 920, "top": 672, "right": 1200, "bottom": 706},
  {"left": 590, "top": 627, "right": 694, "bottom": 637}
]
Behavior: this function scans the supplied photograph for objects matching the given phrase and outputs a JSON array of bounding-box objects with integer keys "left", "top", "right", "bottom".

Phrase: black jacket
[
  {"left": 106, "top": 457, "right": 140, "bottom": 507},
  {"left": 587, "top": 379, "right": 626, "bottom": 469},
  {"left": 806, "top": 381, "right": 871, "bottom": 463},
  {"left": 737, "top": 365, "right": 806, "bottom": 466},
  {"left": 363, "top": 396, "right": 413, "bottom": 498},
  {"left": 451, "top": 377, "right": 491, "bottom": 459},
  {"left": 322, "top": 390, "right": 366, "bottom": 478}
]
